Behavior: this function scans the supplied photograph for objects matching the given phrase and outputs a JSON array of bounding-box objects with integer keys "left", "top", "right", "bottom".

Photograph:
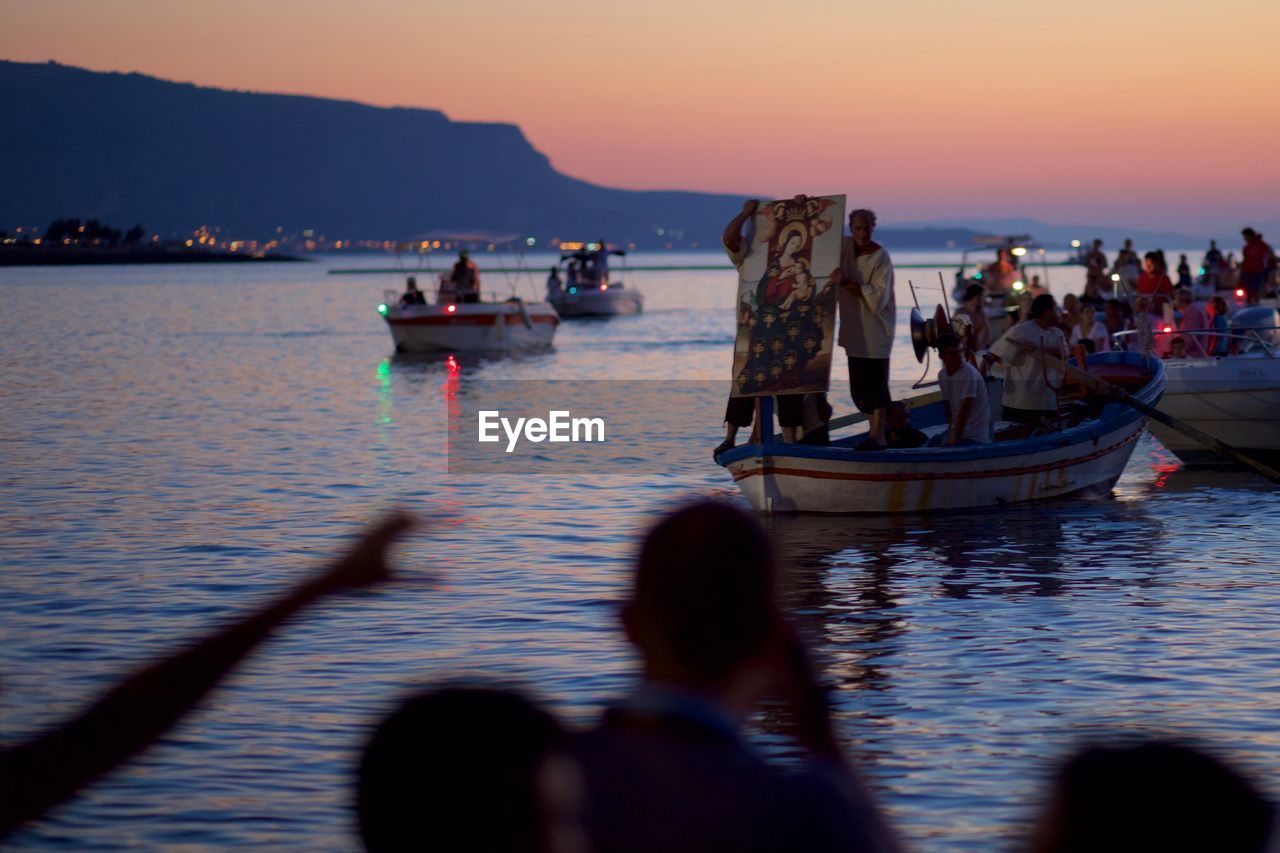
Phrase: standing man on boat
[
  {"left": 982, "top": 293, "right": 1066, "bottom": 424},
  {"left": 835, "top": 208, "right": 896, "bottom": 450},
  {"left": 450, "top": 250, "right": 481, "bottom": 303},
  {"left": 1085, "top": 239, "right": 1110, "bottom": 295},
  {"left": 592, "top": 238, "right": 625, "bottom": 287},
  {"left": 1240, "top": 228, "right": 1274, "bottom": 306},
  {"left": 716, "top": 199, "right": 809, "bottom": 455}
]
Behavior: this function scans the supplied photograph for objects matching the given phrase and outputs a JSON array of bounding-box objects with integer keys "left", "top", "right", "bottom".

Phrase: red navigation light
[
  {"left": 601, "top": 283, "right": 609, "bottom": 291},
  {"left": 447, "top": 304, "right": 457, "bottom": 313},
  {"left": 446, "top": 354, "right": 460, "bottom": 374},
  {"left": 1236, "top": 289, "right": 1245, "bottom": 298},
  {"left": 1163, "top": 326, "right": 1173, "bottom": 333}
]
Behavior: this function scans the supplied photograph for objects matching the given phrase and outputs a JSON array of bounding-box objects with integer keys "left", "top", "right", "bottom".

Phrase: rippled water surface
[{"left": 3, "top": 254, "right": 1279, "bottom": 849}]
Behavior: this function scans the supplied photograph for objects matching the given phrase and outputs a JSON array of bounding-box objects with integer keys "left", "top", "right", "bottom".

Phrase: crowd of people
[
  {"left": 3, "top": 505, "right": 1274, "bottom": 850},
  {"left": 1063, "top": 231, "right": 1276, "bottom": 359}
]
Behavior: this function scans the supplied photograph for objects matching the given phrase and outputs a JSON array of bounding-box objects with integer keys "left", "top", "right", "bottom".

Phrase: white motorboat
[
  {"left": 1116, "top": 308, "right": 1280, "bottom": 466},
  {"left": 378, "top": 280, "right": 559, "bottom": 353},
  {"left": 951, "top": 234, "right": 1048, "bottom": 340},
  {"left": 547, "top": 241, "right": 643, "bottom": 317}
]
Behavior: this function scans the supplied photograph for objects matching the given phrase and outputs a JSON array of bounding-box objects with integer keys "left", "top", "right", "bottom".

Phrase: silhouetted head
[
  {"left": 887, "top": 400, "right": 912, "bottom": 430},
  {"left": 1078, "top": 338, "right": 1096, "bottom": 354},
  {"left": 356, "top": 687, "right": 564, "bottom": 853},
  {"left": 459, "top": 249, "right": 470, "bottom": 260},
  {"left": 624, "top": 501, "right": 778, "bottom": 688},
  {"left": 937, "top": 332, "right": 963, "bottom": 372},
  {"left": 1169, "top": 337, "right": 1187, "bottom": 358},
  {"left": 1143, "top": 251, "right": 1161, "bottom": 274},
  {"left": 1242, "top": 228, "right": 1258, "bottom": 241},
  {"left": 1093, "top": 239, "right": 1103, "bottom": 248},
  {"left": 1030, "top": 294, "right": 1058, "bottom": 325},
  {"left": 964, "top": 283, "right": 985, "bottom": 304},
  {"left": 1030, "top": 739, "right": 1272, "bottom": 853}
]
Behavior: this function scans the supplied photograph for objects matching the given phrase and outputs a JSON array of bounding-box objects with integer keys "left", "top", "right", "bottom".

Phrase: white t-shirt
[
  {"left": 938, "top": 362, "right": 992, "bottom": 444},
  {"left": 989, "top": 320, "right": 1066, "bottom": 411},
  {"left": 837, "top": 239, "right": 895, "bottom": 359},
  {"left": 1070, "top": 320, "right": 1110, "bottom": 352}
]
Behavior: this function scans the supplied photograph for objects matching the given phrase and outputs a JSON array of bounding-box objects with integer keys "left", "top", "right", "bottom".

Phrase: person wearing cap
[{"left": 450, "top": 250, "right": 481, "bottom": 303}]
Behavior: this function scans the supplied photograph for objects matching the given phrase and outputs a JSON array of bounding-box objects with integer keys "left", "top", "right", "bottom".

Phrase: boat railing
[{"left": 1111, "top": 325, "right": 1279, "bottom": 358}]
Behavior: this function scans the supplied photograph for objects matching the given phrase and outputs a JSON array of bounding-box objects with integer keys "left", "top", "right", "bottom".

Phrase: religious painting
[{"left": 730, "top": 194, "right": 844, "bottom": 397}]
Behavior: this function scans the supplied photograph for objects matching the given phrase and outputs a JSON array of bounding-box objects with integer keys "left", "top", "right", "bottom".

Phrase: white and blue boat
[{"left": 718, "top": 351, "right": 1165, "bottom": 514}]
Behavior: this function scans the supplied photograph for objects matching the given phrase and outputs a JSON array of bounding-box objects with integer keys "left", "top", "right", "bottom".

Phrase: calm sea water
[{"left": 3, "top": 252, "right": 1279, "bottom": 849}]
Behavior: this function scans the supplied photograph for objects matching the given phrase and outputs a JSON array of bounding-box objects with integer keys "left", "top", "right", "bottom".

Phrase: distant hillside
[
  {"left": 888, "top": 216, "right": 1212, "bottom": 250},
  {"left": 0, "top": 59, "right": 1004, "bottom": 249},
  {"left": 0, "top": 60, "right": 751, "bottom": 245}
]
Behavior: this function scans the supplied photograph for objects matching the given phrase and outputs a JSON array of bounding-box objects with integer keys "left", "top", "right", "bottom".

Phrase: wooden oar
[{"left": 1042, "top": 352, "right": 1280, "bottom": 484}]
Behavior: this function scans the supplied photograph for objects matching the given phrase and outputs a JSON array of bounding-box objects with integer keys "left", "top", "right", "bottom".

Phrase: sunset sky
[{"left": 4, "top": 0, "right": 1277, "bottom": 233}]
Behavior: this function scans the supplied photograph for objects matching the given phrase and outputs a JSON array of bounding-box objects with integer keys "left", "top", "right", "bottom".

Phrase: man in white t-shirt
[
  {"left": 936, "top": 333, "right": 991, "bottom": 445},
  {"left": 982, "top": 294, "right": 1066, "bottom": 424},
  {"left": 835, "top": 208, "right": 896, "bottom": 449}
]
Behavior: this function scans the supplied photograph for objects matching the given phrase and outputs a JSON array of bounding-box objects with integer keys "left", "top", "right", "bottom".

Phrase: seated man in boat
[
  {"left": 981, "top": 294, "right": 1066, "bottom": 425},
  {"left": 935, "top": 333, "right": 992, "bottom": 446},
  {"left": 546, "top": 266, "right": 563, "bottom": 300},
  {"left": 399, "top": 276, "right": 426, "bottom": 306},
  {"left": 449, "top": 250, "right": 481, "bottom": 303},
  {"left": 883, "top": 401, "right": 927, "bottom": 449}
]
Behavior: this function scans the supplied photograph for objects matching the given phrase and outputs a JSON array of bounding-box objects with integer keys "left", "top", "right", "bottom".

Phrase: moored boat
[
  {"left": 952, "top": 234, "right": 1047, "bottom": 340},
  {"left": 547, "top": 241, "right": 644, "bottom": 317},
  {"left": 717, "top": 351, "right": 1165, "bottom": 514},
  {"left": 1115, "top": 310, "right": 1280, "bottom": 467},
  {"left": 378, "top": 279, "right": 559, "bottom": 353}
]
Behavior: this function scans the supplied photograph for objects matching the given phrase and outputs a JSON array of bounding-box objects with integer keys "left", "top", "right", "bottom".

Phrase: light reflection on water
[{"left": 2, "top": 255, "right": 1279, "bottom": 849}]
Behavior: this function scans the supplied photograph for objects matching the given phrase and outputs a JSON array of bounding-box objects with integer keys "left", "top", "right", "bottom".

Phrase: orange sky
[{"left": 3, "top": 0, "right": 1277, "bottom": 232}]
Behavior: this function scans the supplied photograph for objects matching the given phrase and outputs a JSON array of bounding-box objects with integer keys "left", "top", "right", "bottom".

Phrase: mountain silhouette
[{"left": 1, "top": 59, "right": 1001, "bottom": 249}]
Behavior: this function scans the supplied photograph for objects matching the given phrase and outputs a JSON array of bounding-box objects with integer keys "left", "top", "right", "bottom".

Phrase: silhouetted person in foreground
[
  {"left": 1029, "top": 739, "right": 1273, "bottom": 853},
  {"left": 569, "top": 501, "right": 900, "bottom": 852},
  {"left": 357, "top": 686, "right": 578, "bottom": 853},
  {"left": 0, "top": 513, "right": 417, "bottom": 840}
]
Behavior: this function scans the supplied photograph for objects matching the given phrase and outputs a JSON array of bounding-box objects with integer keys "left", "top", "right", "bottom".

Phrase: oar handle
[{"left": 1045, "top": 353, "right": 1280, "bottom": 484}]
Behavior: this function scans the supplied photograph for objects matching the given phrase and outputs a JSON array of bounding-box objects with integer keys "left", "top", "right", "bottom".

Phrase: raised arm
[
  {"left": 0, "top": 513, "right": 417, "bottom": 838},
  {"left": 722, "top": 199, "right": 760, "bottom": 254},
  {"left": 771, "top": 620, "right": 903, "bottom": 852}
]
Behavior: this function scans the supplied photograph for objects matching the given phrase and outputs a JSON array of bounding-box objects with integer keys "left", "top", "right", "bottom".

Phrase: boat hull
[
  {"left": 550, "top": 287, "right": 643, "bottom": 317},
  {"left": 719, "top": 352, "right": 1164, "bottom": 514},
  {"left": 1146, "top": 354, "right": 1280, "bottom": 465},
  {"left": 383, "top": 302, "right": 559, "bottom": 352}
]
